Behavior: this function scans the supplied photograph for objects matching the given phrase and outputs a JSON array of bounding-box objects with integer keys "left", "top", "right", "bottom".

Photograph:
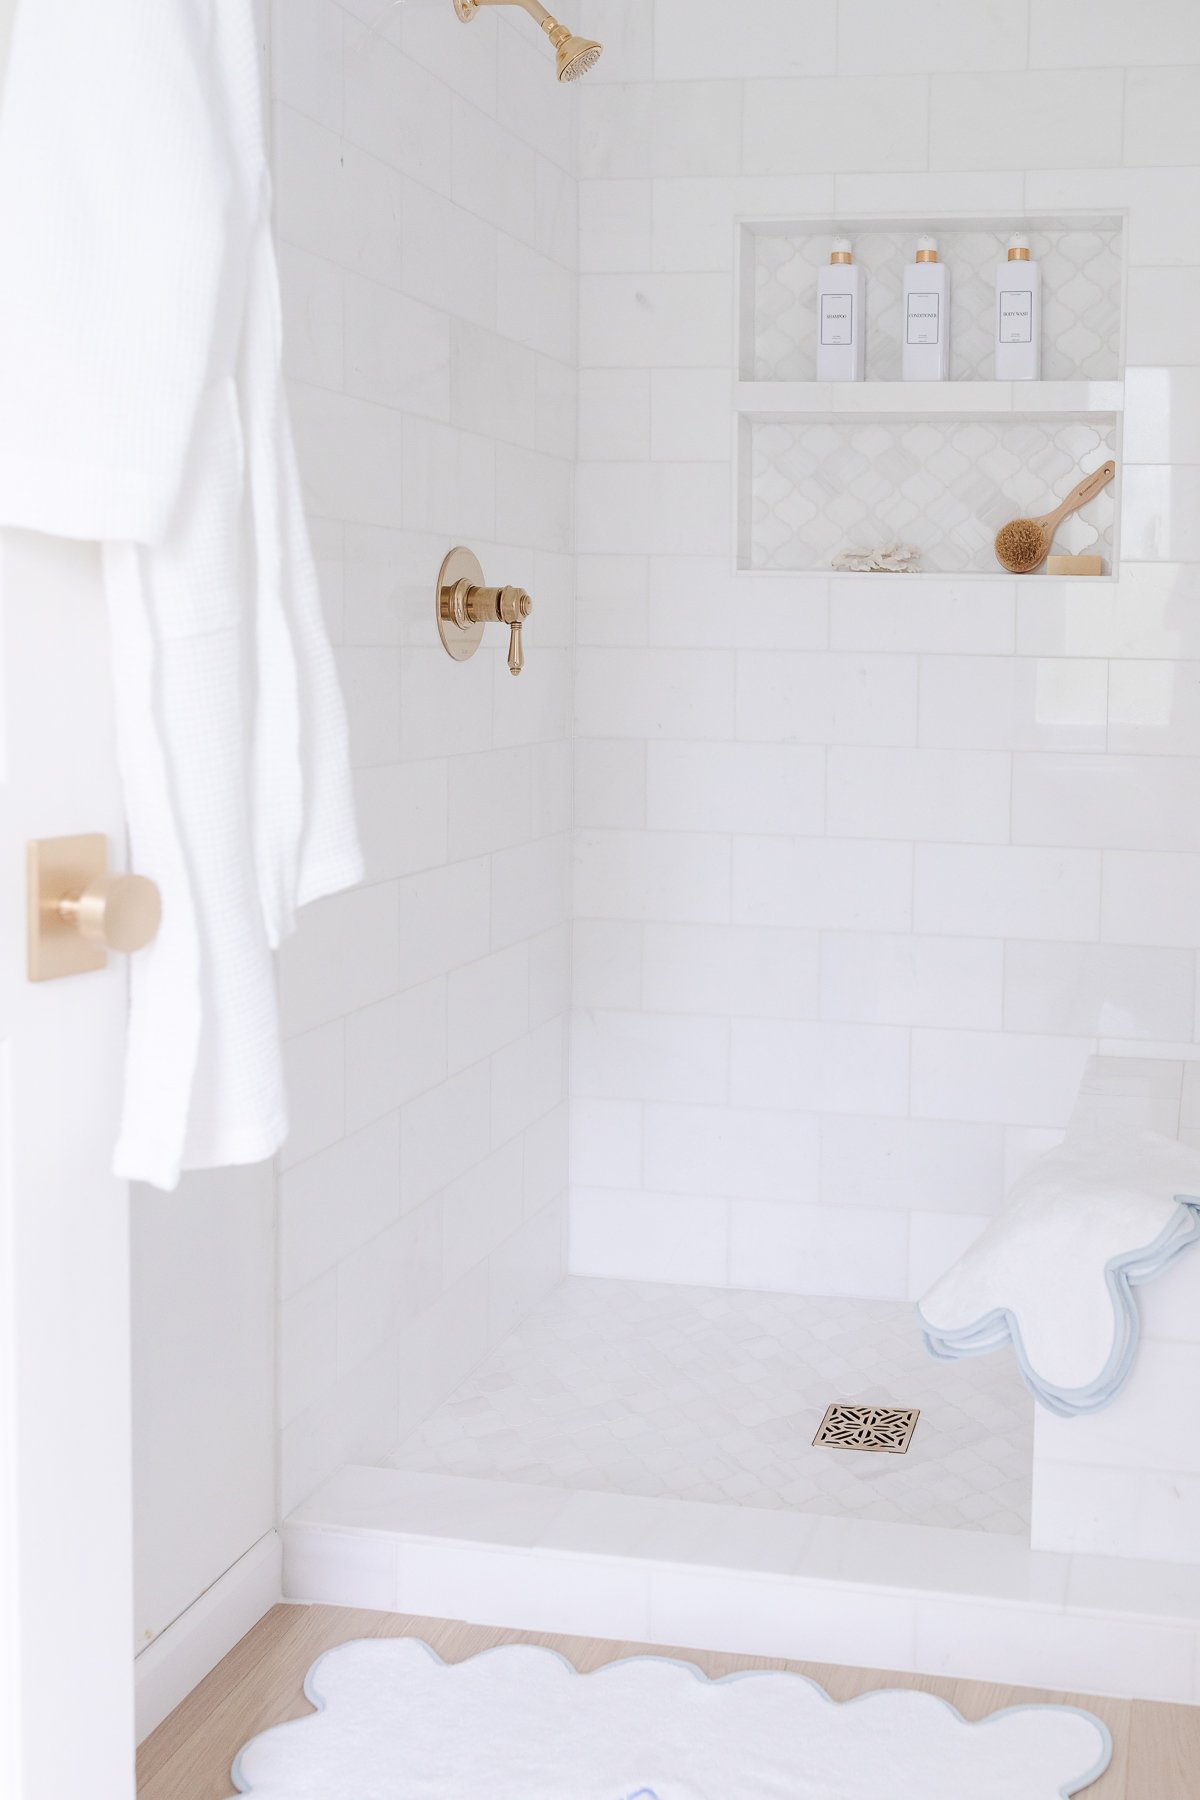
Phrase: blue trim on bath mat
[
  {"left": 919, "top": 1197, "right": 1200, "bottom": 1416},
  {"left": 229, "top": 1636, "right": 1113, "bottom": 1799}
]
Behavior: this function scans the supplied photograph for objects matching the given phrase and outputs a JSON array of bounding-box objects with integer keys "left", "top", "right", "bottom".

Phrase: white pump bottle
[
  {"left": 995, "top": 233, "right": 1041, "bottom": 380},
  {"left": 902, "top": 236, "right": 949, "bottom": 381},
  {"left": 816, "top": 238, "right": 865, "bottom": 381}
]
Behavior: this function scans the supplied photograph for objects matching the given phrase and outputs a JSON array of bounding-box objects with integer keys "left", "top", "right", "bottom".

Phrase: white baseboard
[{"left": 135, "top": 1529, "right": 283, "bottom": 1742}]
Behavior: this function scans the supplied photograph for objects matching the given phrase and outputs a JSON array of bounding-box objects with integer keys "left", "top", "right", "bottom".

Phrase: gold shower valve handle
[
  {"left": 467, "top": 585, "right": 533, "bottom": 677},
  {"left": 487, "top": 586, "right": 532, "bottom": 676},
  {"left": 436, "top": 549, "right": 533, "bottom": 676},
  {"left": 58, "top": 873, "right": 162, "bottom": 954}
]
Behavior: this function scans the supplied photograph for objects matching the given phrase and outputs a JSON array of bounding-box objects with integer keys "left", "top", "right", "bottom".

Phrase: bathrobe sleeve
[{"left": 0, "top": 0, "right": 234, "bottom": 543}]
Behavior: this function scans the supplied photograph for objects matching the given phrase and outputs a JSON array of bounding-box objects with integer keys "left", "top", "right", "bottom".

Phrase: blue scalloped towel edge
[
  {"left": 229, "top": 1639, "right": 1113, "bottom": 1800},
  {"left": 919, "top": 1197, "right": 1200, "bottom": 1417}
]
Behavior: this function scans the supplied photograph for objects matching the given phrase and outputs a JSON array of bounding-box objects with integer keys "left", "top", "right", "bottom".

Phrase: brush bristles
[{"left": 994, "top": 517, "right": 1048, "bottom": 573}]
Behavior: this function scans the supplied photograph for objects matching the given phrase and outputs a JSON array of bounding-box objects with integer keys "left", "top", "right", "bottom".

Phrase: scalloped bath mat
[{"left": 229, "top": 1638, "right": 1111, "bottom": 1799}]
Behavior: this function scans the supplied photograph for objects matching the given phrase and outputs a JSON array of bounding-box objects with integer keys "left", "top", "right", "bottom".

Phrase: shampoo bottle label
[
  {"left": 820, "top": 292, "right": 854, "bottom": 346},
  {"left": 906, "top": 292, "right": 940, "bottom": 345},
  {"left": 999, "top": 288, "right": 1033, "bottom": 344}
]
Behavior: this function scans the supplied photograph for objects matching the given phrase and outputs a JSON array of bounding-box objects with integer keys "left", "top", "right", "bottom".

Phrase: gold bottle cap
[
  {"left": 830, "top": 236, "right": 853, "bottom": 265},
  {"left": 1007, "top": 233, "right": 1031, "bottom": 261},
  {"left": 915, "top": 235, "right": 939, "bottom": 264}
]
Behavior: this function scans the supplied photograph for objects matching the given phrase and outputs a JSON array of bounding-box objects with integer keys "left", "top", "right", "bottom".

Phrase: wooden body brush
[{"left": 994, "top": 460, "right": 1116, "bottom": 573}]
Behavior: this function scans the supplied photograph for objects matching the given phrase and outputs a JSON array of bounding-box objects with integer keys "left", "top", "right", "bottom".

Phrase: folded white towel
[
  {"left": 919, "top": 1125, "right": 1200, "bottom": 1415},
  {"left": 0, "top": 0, "right": 361, "bottom": 1188}
]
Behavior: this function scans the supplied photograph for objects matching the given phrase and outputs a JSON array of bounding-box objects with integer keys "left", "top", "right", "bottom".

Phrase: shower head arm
[
  {"left": 470, "top": 0, "right": 547, "bottom": 12},
  {"left": 459, "top": 0, "right": 555, "bottom": 28},
  {"left": 453, "top": 0, "right": 602, "bottom": 76}
]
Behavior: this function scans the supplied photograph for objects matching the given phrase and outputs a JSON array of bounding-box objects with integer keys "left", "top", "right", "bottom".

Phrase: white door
[{"left": 0, "top": 529, "right": 136, "bottom": 1797}]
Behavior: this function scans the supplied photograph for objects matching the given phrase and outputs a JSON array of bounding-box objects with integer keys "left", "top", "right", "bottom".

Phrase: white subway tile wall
[
  {"left": 569, "top": 0, "right": 1200, "bottom": 1297},
  {"left": 272, "top": 0, "right": 575, "bottom": 1512},
  {"left": 270, "top": 0, "right": 1200, "bottom": 1509}
]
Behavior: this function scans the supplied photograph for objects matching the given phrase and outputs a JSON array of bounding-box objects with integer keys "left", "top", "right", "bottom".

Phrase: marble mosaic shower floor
[{"left": 389, "top": 1279, "right": 1033, "bottom": 1536}]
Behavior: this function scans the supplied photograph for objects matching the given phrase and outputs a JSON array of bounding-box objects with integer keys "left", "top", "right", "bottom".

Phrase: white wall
[
  {"left": 271, "top": 0, "right": 577, "bottom": 1512},
  {"left": 130, "top": 1167, "right": 275, "bottom": 1648},
  {"left": 569, "top": 0, "right": 1200, "bottom": 1299},
  {"left": 128, "top": 0, "right": 280, "bottom": 1664},
  {"left": 130, "top": 0, "right": 578, "bottom": 1630}
]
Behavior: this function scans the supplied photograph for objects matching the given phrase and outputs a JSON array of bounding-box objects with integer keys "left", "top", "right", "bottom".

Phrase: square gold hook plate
[
  {"left": 27, "top": 834, "right": 161, "bottom": 982},
  {"left": 27, "top": 834, "right": 109, "bottom": 982}
]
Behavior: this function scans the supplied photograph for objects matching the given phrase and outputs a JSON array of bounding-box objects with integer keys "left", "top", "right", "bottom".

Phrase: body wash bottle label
[
  {"left": 995, "top": 233, "right": 1041, "bottom": 379},
  {"left": 998, "top": 289, "right": 1033, "bottom": 343}
]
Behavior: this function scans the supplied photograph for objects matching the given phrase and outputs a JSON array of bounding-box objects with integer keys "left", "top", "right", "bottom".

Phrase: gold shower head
[
  {"left": 453, "top": 0, "right": 604, "bottom": 83},
  {"left": 549, "top": 27, "right": 603, "bottom": 81}
]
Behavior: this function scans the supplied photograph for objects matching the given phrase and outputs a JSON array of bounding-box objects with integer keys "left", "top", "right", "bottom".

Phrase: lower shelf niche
[{"left": 739, "top": 412, "right": 1118, "bottom": 577}]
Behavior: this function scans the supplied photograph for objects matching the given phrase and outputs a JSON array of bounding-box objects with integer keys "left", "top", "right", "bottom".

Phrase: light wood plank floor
[{"left": 137, "top": 1603, "right": 1199, "bottom": 1799}]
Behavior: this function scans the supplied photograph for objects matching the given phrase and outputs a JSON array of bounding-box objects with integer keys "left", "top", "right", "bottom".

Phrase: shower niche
[{"left": 734, "top": 213, "right": 1125, "bottom": 578}]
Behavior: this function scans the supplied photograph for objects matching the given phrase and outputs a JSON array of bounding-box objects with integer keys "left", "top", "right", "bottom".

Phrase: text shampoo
[{"left": 816, "top": 238, "right": 866, "bottom": 381}]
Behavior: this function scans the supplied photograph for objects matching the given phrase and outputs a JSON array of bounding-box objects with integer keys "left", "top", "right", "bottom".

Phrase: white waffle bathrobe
[{"left": 0, "top": 0, "right": 362, "bottom": 1188}]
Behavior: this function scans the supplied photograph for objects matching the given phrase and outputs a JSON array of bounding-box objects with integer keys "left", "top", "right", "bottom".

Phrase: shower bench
[{"left": 1030, "top": 1055, "right": 1200, "bottom": 1568}]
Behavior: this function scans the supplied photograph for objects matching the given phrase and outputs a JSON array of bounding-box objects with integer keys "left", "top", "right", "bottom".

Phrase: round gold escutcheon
[{"left": 436, "top": 546, "right": 486, "bottom": 662}]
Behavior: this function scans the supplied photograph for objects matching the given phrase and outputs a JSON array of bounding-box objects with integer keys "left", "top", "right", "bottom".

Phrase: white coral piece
[{"left": 832, "top": 542, "right": 921, "bottom": 573}]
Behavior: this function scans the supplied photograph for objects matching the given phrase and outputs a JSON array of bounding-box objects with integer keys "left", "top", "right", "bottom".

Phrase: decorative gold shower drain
[{"left": 813, "top": 1404, "right": 920, "bottom": 1455}]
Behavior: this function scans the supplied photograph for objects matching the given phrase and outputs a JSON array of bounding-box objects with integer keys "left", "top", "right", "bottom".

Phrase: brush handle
[{"left": 1038, "top": 461, "right": 1116, "bottom": 532}]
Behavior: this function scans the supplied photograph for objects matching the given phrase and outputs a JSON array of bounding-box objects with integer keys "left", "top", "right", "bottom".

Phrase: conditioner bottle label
[{"left": 906, "top": 293, "right": 941, "bottom": 346}]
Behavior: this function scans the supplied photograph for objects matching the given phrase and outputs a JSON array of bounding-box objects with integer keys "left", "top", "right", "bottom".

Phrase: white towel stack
[{"left": 919, "top": 1124, "right": 1200, "bottom": 1415}]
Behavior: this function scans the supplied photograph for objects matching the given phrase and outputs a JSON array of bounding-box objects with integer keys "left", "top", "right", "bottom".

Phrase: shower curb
[{"left": 281, "top": 1466, "right": 1200, "bottom": 1706}]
